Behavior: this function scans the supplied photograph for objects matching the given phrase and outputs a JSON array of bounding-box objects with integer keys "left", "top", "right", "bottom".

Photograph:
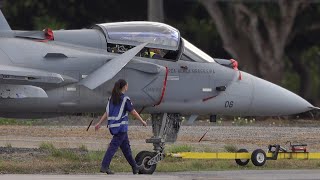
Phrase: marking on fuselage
[
  {"left": 81, "top": 75, "right": 88, "bottom": 79},
  {"left": 202, "top": 95, "right": 217, "bottom": 102},
  {"left": 202, "top": 88, "right": 212, "bottom": 92},
  {"left": 167, "top": 76, "right": 179, "bottom": 81},
  {"left": 141, "top": 76, "right": 159, "bottom": 102},
  {"left": 168, "top": 68, "right": 215, "bottom": 74},
  {"left": 59, "top": 102, "right": 77, "bottom": 107},
  {"left": 66, "top": 87, "right": 77, "bottom": 92}
]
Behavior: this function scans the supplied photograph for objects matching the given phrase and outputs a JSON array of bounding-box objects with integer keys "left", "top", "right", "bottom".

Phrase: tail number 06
[{"left": 225, "top": 101, "right": 234, "bottom": 108}]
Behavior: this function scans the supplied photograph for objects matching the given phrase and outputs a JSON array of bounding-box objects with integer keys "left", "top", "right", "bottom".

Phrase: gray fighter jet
[{"left": 0, "top": 10, "right": 318, "bottom": 173}]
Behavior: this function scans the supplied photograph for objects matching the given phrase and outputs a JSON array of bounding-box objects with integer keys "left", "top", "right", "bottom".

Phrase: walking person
[{"left": 95, "top": 79, "right": 147, "bottom": 174}]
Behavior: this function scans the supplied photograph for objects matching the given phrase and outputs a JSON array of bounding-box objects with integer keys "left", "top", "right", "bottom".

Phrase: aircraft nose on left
[{"left": 249, "top": 75, "right": 312, "bottom": 116}]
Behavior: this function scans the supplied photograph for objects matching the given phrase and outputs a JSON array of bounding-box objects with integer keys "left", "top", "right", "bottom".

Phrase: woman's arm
[
  {"left": 95, "top": 112, "right": 108, "bottom": 131},
  {"left": 131, "top": 110, "right": 147, "bottom": 126}
]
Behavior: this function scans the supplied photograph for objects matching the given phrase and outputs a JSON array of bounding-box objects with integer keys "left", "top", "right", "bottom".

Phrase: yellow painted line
[{"left": 168, "top": 152, "right": 320, "bottom": 160}]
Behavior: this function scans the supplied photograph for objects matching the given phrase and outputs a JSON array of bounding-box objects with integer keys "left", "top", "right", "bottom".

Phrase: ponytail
[{"left": 111, "top": 79, "right": 127, "bottom": 105}]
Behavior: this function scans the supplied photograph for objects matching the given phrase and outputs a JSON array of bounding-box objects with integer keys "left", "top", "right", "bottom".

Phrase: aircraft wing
[
  {"left": 79, "top": 42, "right": 147, "bottom": 90},
  {"left": 0, "top": 64, "right": 77, "bottom": 85},
  {"left": 0, "top": 65, "right": 78, "bottom": 98},
  {"left": 0, "top": 84, "right": 48, "bottom": 98}
]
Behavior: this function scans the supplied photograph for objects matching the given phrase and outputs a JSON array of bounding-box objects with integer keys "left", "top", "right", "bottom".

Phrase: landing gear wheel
[
  {"left": 251, "top": 149, "right": 266, "bottom": 166},
  {"left": 235, "top": 149, "right": 250, "bottom": 166},
  {"left": 135, "top": 151, "right": 157, "bottom": 174}
]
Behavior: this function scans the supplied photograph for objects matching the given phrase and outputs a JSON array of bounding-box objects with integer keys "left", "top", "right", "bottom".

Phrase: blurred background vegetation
[{"left": 1, "top": 0, "right": 319, "bottom": 116}]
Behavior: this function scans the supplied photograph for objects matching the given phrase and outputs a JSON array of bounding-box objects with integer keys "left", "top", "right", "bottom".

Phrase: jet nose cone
[{"left": 250, "top": 76, "right": 312, "bottom": 116}]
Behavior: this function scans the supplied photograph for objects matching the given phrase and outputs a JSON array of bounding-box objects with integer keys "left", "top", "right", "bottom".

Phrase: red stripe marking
[
  {"left": 154, "top": 67, "right": 168, "bottom": 106},
  {"left": 202, "top": 95, "right": 217, "bottom": 102}
]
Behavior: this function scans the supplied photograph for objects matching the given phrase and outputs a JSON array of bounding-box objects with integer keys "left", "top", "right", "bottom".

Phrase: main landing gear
[{"left": 135, "top": 113, "right": 181, "bottom": 174}]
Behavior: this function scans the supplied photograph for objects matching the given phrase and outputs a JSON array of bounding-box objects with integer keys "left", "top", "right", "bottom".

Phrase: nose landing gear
[{"left": 135, "top": 113, "right": 181, "bottom": 174}]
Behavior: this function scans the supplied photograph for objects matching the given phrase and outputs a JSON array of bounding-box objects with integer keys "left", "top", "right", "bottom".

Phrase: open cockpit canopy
[
  {"left": 94, "top": 22, "right": 214, "bottom": 63},
  {"left": 95, "top": 21, "right": 180, "bottom": 51}
]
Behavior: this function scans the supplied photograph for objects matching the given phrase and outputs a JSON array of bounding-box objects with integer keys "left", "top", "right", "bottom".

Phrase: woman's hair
[{"left": 111, "top": 79, "right": 127, "bottom": 105}]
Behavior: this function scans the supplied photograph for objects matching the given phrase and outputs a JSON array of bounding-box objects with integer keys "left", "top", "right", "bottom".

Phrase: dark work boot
[
  {"left": 132, "top": 165, "right": 139, "bottom": 175},
  {"left": 100, "top": 167, "right": 114, "bottom": 175}
]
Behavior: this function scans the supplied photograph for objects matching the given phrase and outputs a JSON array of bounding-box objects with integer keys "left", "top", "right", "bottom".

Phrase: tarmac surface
[{"left": 2, "top": 170, "right": 320, "bottom": 180}]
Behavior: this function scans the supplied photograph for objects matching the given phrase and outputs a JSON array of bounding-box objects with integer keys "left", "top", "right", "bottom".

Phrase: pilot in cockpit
[
  {"left": 149, "top": 48, "right": 162, "bottom": 59},
  {"left": 145, "top": 48, "right": 163, "bottom": 59}
]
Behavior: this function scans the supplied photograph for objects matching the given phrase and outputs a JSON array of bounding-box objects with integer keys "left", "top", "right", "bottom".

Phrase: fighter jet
[{"left": 0, "top": 10, "right": 318, "bottom": 174}]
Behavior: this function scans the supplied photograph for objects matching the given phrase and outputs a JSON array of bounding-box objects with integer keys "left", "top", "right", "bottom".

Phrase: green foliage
[
  {"left": 232, "top": 117, "right": 255, "bottom": 126},
  {"left": 5, "top": 143, "right": 12, "bottom": 148},
  {"left": 33, "top": 15, "right": 66, "bottom": 30},
  {"left": 202, "top": 147, "right": 214, "bottom": 153},
  {"left": 0, "top": 118, "right": 36, "bottom": 126},
  {"left": 301, "top": 46, "right": 320, "bottom": 99},
  {"left": 245, "top": 2, "right": 281, "bottom": 22},
  {"left": 0, "top": 118, "right": 17, "bottom": 125},
  {"left": 39, "top": 142, "right": 56, "bottom": 151},
  {"left": 2, "top": 145, "right": 320, "bottom": 173},
  {"left": 84, "top": 151, "right": 105, "bottom": 161},
  {"left": 224, "top": 144, "right": 238, "bottom": 152},
  {"left": 190, "top": 160, "right": 207, "bottom": 170},
  {"left": 168, "top": 144, "right": 193, "bottom": 153},
  {"left": 79, "top": 144, "right": 88, "bottom": 152},
  {"left": 3, "top": 0, "right": 147, "bottom": 30},
  {"left": 282, "top": 68, "right": 301, "bottom": 94},
  {"left": 39, "top": 142, "right": 84, "bottom": 161},
  {"left": 51, "top": 150, "right": 80, "bottom": 161},
  {"left": 173, "top": 18, "right": 221, "bottom": 58},
  {"left": 217, "top": 117, "right": 224, "bottom": 126},
  {"left": 283, "top": 45, "right": 320, "bottom": 102}
]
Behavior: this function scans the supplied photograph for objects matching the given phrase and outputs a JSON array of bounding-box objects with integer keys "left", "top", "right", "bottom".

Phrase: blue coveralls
[{"left": 101, "top": 94, "right": 137, "bottom": 169}]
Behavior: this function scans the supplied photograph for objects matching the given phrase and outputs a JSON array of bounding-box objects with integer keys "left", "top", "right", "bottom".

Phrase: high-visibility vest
[
  {"left": 144, "top": 51, "right": 156, "bottom": 58},
  {"left": 106, "top": 95, "right": 131, "bottom": 135},
  {"left": 150, "top": 52, "right": 156, "bottom": 58}
]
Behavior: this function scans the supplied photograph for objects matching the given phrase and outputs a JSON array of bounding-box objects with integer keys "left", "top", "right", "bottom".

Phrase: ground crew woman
[{"left": 95, "top": 79, "right": 147, "bottom": 174}]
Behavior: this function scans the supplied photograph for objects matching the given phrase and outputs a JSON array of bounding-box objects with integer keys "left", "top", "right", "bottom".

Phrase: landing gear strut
[{"left": 135, "top": 113, "right": 182, "bottom": 174}]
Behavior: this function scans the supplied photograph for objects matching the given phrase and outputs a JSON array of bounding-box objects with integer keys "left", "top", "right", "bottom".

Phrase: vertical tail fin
[{"left": 0, "top": 9, "right": 11, "bottom": 31}]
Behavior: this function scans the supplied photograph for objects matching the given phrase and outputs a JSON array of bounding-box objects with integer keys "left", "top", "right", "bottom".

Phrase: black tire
[
  {"left": 135, "top": 151, "right": 157, "bottom": 174},
  {"left": 235, "top": 149, "right": 250, "bottom": 166},
  {"left": 251, "top": 149, "right": 266, "bottom": 166}
]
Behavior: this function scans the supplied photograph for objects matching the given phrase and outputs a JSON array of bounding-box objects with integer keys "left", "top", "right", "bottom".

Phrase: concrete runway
[{"left": 2, "top": 170, "right": 320, "bottom": 180}]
